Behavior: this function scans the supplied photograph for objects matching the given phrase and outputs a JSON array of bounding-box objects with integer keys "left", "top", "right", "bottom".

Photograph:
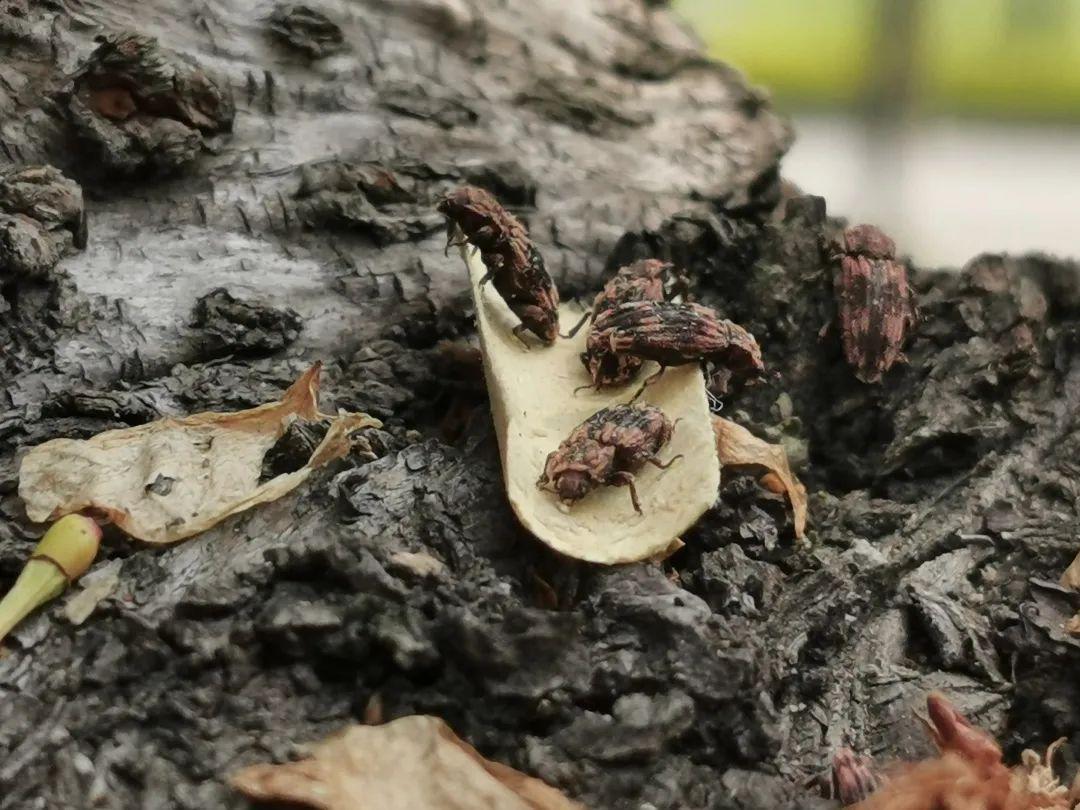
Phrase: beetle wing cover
[
  {"left": 835, "top": 255, "right": 914, "bottom": 384},
  {"left": 598, "top": 301, "right": 763, "bottom": 374}
]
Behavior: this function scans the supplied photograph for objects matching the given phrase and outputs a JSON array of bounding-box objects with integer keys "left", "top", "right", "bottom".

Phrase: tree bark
[{"left": 2, "top": 1, "right": 1079, "bottom": 809}]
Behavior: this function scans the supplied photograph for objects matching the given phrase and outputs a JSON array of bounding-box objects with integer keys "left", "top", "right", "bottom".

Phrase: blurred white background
[{"left": 786, "top": 115, "right": 1080, "bottom": 267}]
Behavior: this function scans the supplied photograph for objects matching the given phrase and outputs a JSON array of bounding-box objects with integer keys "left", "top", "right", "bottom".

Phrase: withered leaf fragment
[
  {"left": 841, "top": 693, "right": 1076, "bottom": 810},
  {"left": 229, "top": 715, "right": 585, "bottom": 810},
  {"left": 712, "top": 416, "right": 807, "bottom": 538},
  {"left": 18, "top": 364, "right": 380, "bottom": 544},
  {"left": 592, "top": 300, "right": 764, "bottom": 395},
  {"left": 1063, "top": 551, "right": 1080, "bottom": 635},
  {"left": 538, "top": 403, "right": 681, "bottom": 514},
  {"left": 831, "top": 224, "right": 917, "bottom": 384},
  {"left": 575, "top": 258, "right": 673, "bottom": 388},
  {"left": 437, "top": 185, "right": 560, "bottom": 344}
]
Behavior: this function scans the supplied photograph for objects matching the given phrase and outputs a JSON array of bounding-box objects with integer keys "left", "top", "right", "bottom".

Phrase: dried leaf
[
  {"left": 229, "top": 715, "right": 585, "bottom": 810},
  {"left": 1016, "top": 740, "right": 1070, "bottom": 804},
  {"left": 1061, "top": 551, "right": 1080, "bottom": 591},
  {"left": 1062, "top": 552, "right": 1080, "bottom": 636},
  {"left": 854, "top": 743, "right": 1074, "bottom": 810},
  {"left": 18, "top": 364, "right": 380, "bottom": 544},
  {"left": 712, "top": 416, "right": 808, "bottom": 538}
]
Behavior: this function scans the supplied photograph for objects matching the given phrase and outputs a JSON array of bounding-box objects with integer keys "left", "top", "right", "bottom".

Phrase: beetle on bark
[
  {"left": 589, "top": 300, "right": 765, "bottom": 398},
  {"left": 829, "top": 223, "right": 917, "bottom": 384},
  {"left": 437, "top": 185, "right": 560, "bottom": 345},
  {"left": 537, "top": 403, "right": 682, "bottom": 514},
  {"left": 569, "top": 258, "right": 674, "bottom": 389}
]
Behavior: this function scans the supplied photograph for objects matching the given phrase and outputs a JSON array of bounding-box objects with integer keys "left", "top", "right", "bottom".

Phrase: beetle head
[
  {"left": 516, "top": 304, "right": 559, "bottom": 345},
  {"left": 554, "top": 469, "right": 593, "bottom": 504},
  {"left": 580, "top": 343, "right": 640, "bottom": 388},
  {"left": 839, "top": 224, "right": 896, "bottom": 260}
]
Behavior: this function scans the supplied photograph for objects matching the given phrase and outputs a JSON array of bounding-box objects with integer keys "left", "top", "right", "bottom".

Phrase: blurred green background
[
  {"left": 673, "top": 1, "right": 1080, "bottom": 266},
  {"left": 677, "top": 0, "right": 1080, "bottom": 118}
]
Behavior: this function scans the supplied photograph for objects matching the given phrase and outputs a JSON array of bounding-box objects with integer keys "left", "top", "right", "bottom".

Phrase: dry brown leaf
[
  {"left": 1062, "top": 552, "right": 1080, "bottom": 636},
  {"left": 18, "top": 364, "right": 380, "bottom": 544},
  {"left": 1061, "top": 551, "right": 1080, "bottom": 591},
  {"left": 712, "top": 416, "right": 808, "bottom": 538},
  {"left": 229, "top": 715, "right": 585, "bottom": 810},
  {"left": 849, "top": 696, "right": 1075, "bottom": 810}
]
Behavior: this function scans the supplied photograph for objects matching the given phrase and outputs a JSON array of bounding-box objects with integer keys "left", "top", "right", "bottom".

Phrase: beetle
[
  {"left": 589, "top": 300, "right": 764, "bottom": 398},
  {"left": 829, "top": 224, "right": 917, "bottom": 384},
  {"left": 568, "top": 258, "right": 674, "bottom": 389},
  {"left": 436, "top": 185, "right": 559, "bottom": 345},
  {"left": 537, "top": 403, "right": 682, "bottom": 514}
]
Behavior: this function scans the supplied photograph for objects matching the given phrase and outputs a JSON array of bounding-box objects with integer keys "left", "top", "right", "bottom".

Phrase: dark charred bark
[{"left": 1, "top": 1, "right": 1078, "bottom": 809}]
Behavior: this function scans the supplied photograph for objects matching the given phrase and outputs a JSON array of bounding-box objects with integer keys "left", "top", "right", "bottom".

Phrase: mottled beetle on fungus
[
  {"left": 437, "top": 185, "right": 560, "bottom": 346},
  {"left": 537, "top": 403, "right": 682, "bottom": 514},
  {"left": 588, "top": 300, "right": 765, "bottom": 398},
  {"left": 571, "top": 258, "right": 674, "bottom": 389}
]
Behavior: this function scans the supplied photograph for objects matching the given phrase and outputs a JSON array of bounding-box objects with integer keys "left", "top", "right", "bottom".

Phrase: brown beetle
[
  {"left": 537, "top": 403, "right": 682, "bottom": 514},
  {"left": 437, "top": 185, "right": 560, "bottom": 345},
  {"left": 569, "top": 259, "right": 673, "bottom": 389},
  {"left": 829, "top": 224, "right": 917, "bottom": 384},
  {"left": 590, "top": 300, "right": 764, "bottom": 398}
]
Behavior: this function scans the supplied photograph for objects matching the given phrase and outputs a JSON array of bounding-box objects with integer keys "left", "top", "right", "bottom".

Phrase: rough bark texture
[{"left": 2, "top": 1, "right": 1079, "bottom": 809}]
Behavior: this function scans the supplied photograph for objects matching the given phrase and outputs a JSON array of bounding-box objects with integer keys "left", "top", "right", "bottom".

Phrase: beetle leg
[
  {"left": 561, "top": 310, "right": 593, "bottom": 339},
  {"left": 629, "top": 366, "right": 666, "bottom": 403},
  {"left": 445, "top": 237, "right": 470, "bottom": 256},
  {"left": 610, "top": 472, "right": 642, "bottom": 514},
  {"left": 647, "top": 453, "right": 683, "bottom": 470},
  {"left": 443, "top": 223, "right": 468, "bottom": 256},
  {"left": 511, "top": 323, "right": 533, "bottom": 350},
  {"left": 471, "top": 224, "right": 500, "bottom": 245},
  {"left": 668, "top": 272, "right": 692, "bottom": 303}
]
